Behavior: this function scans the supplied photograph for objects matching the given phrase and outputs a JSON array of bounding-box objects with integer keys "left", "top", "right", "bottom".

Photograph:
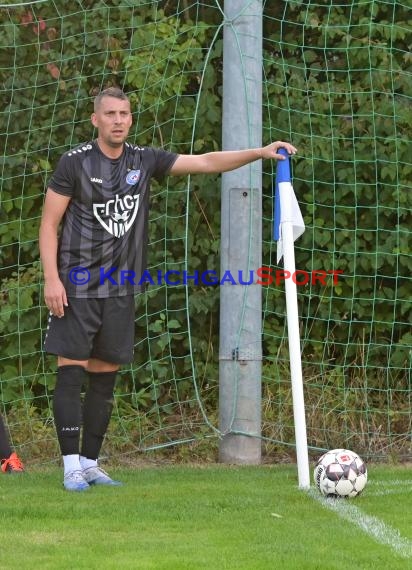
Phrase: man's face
[{"left": 91, "top": 96, "right": 132, "bottom": 148}]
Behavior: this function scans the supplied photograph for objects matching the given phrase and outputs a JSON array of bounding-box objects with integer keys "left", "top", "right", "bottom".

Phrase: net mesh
[{"left": 0, "top": 0, "right": 410, "bottom": 465}]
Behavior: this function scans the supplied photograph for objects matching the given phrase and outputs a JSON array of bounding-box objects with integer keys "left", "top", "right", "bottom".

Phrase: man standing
[{"left": 39, "top": 87, "right": 297, "bottom": 491}]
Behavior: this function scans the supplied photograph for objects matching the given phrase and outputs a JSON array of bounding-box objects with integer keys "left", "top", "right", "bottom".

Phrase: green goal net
[{"left": 0, "top": 0, "right": 410, "bottom": 466}]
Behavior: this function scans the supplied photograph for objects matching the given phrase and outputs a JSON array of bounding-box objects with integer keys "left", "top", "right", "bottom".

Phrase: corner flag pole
[{"left": 274, "top": 148, "right": 310, "bottom": 489}]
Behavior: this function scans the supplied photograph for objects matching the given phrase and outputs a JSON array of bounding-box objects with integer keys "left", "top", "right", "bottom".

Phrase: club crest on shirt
[
  {"left": 126, "top": 169, "right": 141, "bottom": 185},
  {"left": 93, "top": 194, "right": 140, "bottom": 238}
]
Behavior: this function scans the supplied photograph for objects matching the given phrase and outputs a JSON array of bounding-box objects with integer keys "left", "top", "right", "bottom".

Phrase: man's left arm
[{"left": 169, "top": 141, "right": 297, "bottom": 176}]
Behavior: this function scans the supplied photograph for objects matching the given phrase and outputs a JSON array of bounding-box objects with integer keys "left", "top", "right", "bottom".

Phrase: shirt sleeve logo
[
  {"left": 93, "top": 194, "right": 140, "bottom": 238},
  {"left": 126, "top": 169, "right": 141, "bottom": 185}
]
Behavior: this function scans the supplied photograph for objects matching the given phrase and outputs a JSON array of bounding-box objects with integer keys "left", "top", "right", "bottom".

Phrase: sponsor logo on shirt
[{"left": 93, "top": 194, "right": 140, "bottom": 238}]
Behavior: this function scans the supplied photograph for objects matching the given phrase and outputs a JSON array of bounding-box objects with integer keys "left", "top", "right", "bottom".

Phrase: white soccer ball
[{"left": 314, "top": 448, "right": 367, "bottom": 498}]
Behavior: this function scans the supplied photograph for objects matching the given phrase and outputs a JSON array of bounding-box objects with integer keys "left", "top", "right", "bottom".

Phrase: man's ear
[{"left": 91, "top": 113, "right": 98, "bottom": 127}]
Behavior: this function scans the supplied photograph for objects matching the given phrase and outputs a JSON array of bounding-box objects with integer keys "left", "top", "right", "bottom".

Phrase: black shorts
[{"left": 43, "top": 296, "right": 135, "bottom": 364}]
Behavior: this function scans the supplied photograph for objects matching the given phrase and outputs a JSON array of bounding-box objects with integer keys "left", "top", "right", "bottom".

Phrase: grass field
[{"left": 1, "top": 463, "right": 411, "bottom": 569}]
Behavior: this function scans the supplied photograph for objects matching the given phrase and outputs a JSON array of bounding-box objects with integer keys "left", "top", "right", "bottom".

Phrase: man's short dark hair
[{"left": 94, "top": 88, "right": 129, "bottom": 112}]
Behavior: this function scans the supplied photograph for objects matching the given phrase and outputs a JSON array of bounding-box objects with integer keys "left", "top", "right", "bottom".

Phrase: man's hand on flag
[{"left": 261, "top": 141, "right": 298, "bottom": 161}]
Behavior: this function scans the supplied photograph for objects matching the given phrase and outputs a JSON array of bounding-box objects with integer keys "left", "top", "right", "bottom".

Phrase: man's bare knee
[{"left": 87, "top": 358, "right": 119, "bottom": 373}]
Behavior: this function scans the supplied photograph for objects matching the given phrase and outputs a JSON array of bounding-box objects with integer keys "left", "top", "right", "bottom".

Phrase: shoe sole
[
  {"left": 87, "top": 479, "right": 122, "bottom": 486},
  {"left": 63, "top": 483, "right": 90, "bottom": 492}
]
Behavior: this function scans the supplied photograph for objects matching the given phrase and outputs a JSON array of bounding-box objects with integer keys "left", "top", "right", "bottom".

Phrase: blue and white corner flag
[
  {"left": 273, "top": 148, "right": 305, "bottom": 263},
  {"left": 272, "top": 147, "right": 310, "bottom": 489}
]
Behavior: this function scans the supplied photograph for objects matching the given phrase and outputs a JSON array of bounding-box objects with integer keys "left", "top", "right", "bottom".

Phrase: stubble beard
[{"left": 106, "top": 134, "right": 127, "bottom": 148}]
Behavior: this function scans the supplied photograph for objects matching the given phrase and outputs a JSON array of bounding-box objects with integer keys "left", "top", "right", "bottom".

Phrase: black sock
[
  {"left": 0, "top": 414, "right": 12, "bottom": 459},
  {"left": 80, "top": 371, "right": 117, "bottom": 460},
  {"left": 53, "top": 365, "right": 87, "bottom": 456}
]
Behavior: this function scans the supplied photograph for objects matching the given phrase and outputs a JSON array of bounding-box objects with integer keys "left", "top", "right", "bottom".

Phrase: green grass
[{"left": 0, "top": 464, "right": 411, "bottom": 569}]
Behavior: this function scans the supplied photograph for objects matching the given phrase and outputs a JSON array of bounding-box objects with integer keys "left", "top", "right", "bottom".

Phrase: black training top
[{"left": 47, "top": 140, "right": 178, "bottom": 297}]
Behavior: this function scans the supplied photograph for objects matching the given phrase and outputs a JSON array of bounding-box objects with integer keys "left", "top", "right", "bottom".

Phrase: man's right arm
[{"left": 39, "top": 189, "right": 71, "bottom": 318}]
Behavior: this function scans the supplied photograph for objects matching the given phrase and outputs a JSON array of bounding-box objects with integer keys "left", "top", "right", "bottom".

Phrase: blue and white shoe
[
  {"left": 82, "top": 466, "right": 122, "bottom": 486},
  {"left": 63, "top": 470, "right": 90, "bottom": 492}
]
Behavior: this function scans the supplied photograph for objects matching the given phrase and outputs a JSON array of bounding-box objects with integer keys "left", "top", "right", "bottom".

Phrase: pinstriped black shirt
[{"left": 47, "top": 140, "right": 178, "bottom": 297}]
